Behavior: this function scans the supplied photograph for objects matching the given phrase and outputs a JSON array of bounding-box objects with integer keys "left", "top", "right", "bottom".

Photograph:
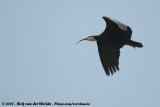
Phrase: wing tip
[
  {"left": 104, "top": 65, "right": 120, "bottom": 76},
  {"left": 102, "top": 16, "right": 111, "bottom": 21}
]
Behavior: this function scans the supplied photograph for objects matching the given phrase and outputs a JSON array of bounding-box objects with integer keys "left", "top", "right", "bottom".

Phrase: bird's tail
[{"left": 126, "top": 40, "right": 143, "bottom": 48}]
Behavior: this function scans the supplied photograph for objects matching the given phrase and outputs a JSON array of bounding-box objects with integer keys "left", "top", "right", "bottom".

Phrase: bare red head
[{"left": 76, "top": 35, "right": 96, "bottom": 44}]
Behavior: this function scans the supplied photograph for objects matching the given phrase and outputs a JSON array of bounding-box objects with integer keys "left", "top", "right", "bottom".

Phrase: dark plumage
[{"left": 77, "top": 16, "right": 143, "bottom": 76}]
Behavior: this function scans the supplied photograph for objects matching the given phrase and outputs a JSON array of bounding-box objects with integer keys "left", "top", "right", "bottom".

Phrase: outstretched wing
[
  {"left": 97, "top": 40, "right": 124, "bottom": 75},
  {"left": 102, "top": 16, "right": 128, "bottom": 31},
  {"left": 101, "top": 16, "right": 132, "bottom": 39}
]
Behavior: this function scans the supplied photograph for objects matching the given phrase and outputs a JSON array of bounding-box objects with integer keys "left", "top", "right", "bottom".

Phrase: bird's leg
[{"left": 126, "top": 42, "right": 135, "bottom": 48}]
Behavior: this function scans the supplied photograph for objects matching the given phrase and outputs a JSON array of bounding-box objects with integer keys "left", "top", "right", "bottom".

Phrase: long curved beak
[{"left": 76, "top": 37, "right": 87, "bottom": 44}]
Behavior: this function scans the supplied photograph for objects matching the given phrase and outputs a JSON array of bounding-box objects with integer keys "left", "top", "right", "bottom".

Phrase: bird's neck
[{"left": 93, "top": 35, "right": 100, "bottom": 41}]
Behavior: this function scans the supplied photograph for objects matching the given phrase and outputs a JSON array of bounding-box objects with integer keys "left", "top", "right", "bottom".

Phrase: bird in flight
[{"left": 76, "top": 16, "right": 143, "bottom": 76}]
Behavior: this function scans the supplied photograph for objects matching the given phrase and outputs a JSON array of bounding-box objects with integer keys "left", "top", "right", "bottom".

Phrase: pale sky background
[{"left": 0, "top": 0, "right": 160, "bottom": 107}]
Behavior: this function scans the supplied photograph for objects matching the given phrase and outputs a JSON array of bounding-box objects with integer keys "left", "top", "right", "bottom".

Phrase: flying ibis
[{"left": 76, "top": 16, "right": 143, "bottom": 76}]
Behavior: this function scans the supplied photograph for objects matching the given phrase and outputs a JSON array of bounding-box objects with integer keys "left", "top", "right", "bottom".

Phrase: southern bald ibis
[{"left": 76, "top": 16, "right": 143, "bottom": 76}]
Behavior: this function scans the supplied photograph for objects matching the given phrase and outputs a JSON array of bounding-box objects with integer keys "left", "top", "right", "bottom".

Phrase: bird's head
[{"left": 76, "top": 35, "right": 96, "bottom": 44}]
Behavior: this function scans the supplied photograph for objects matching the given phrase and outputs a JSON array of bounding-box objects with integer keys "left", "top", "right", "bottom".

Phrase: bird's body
[{"left": 76, "top": 16, "right": 143, "bottom": 76}]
